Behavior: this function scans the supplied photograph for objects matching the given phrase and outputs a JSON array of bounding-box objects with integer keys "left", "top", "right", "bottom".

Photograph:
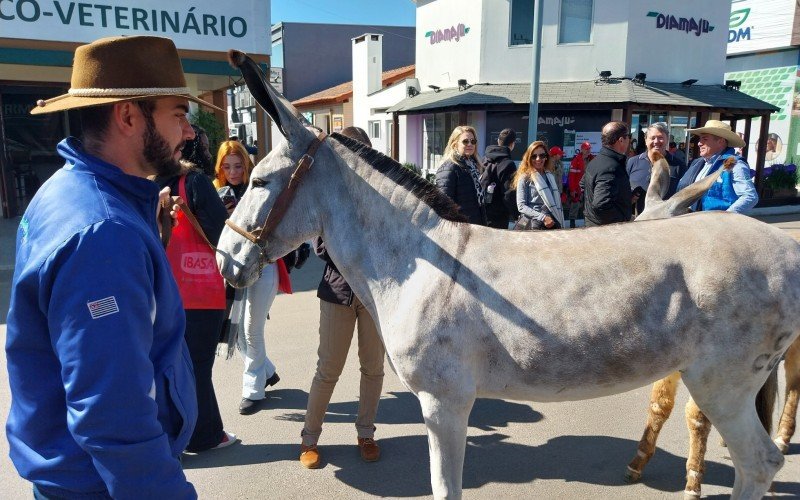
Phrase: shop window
[
  {"left": 558, "top": 0, "right": 593, "bottom": 44},
  {"left": 369, "top": 120, "right": 381, "bottom": 139},
  {"left": 509, "top": 0, "right": 535, "bottom": 46}
]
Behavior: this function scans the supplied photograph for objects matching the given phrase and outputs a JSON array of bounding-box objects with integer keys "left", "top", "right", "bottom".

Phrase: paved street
[{"left": 1, "top": 214, "right": 798, "bottom": 499}]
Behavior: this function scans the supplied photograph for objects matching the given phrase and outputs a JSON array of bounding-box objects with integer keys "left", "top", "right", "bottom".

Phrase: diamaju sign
[{"left": 646, "top": 11, "right": 715, "bottom": 37}]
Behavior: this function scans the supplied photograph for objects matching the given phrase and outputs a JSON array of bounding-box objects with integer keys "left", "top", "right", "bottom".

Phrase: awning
[{"left": 387, "top": 79, "right": 779, "bottom": 115}]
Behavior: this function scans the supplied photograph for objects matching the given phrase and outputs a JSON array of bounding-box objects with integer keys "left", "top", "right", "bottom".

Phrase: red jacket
[{"left": 568, "top": 154, "right": 593, "bottom": 198}]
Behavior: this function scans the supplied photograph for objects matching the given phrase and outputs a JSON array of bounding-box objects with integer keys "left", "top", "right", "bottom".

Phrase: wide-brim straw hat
[
  {"left": 31, "top": 36, "right": 223, "bottom": 115},
  {"left": 686, "top": 120, "right": 745, "bottom": 149}
]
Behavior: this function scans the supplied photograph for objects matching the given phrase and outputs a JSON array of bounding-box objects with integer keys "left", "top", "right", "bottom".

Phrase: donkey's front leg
[{"left": 418, "top": 389, "right": 475, "bottom": 500}]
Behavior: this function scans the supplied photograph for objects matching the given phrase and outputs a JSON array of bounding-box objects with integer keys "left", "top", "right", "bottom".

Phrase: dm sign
[
  {"left": 0, "top": 0, "right": 269, "bottom": 54},
  {"left": 646, "top": 11, "right": 715, "bottom": 37}
]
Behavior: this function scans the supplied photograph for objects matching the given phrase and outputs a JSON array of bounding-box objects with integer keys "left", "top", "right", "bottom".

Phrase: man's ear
[{"left": 111, "top": 101, "right": 142, "bottom": 138}]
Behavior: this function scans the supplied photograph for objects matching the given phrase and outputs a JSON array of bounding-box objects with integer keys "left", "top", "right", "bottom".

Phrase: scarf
[
  {"left": 217, "top": 287, "right": 246, "bottom": 359},
  {"left": 456, "top": 154, "right": 483, "bottom": 205},
  {"left": 531, "top": 171, "right": 565, "bottom": 227}
]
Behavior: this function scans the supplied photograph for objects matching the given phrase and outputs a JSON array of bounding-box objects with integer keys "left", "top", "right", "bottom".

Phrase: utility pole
[{"left": 527, "top": 0, "right": 545, "bottom": 145}]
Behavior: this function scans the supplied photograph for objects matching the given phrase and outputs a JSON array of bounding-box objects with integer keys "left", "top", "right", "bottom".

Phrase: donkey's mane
[{"left": 330, "top": 132, "right": 466, "bottom": 222}]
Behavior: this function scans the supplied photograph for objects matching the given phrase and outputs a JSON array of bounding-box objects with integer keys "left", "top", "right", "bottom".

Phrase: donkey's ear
[
  {"left": 227, "top": 50, "right": 310, "bottom": 138},
  {"left": 645, "top": 152, "right": 671, "bottom": 205},
  {"left": 664, "top": 167, "right": 723, "bottom": 216}
]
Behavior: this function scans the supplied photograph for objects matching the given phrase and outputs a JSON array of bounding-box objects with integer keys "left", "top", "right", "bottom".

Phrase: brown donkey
[{"left": 628, "top": 153, "right": 800, "bottom": 498}]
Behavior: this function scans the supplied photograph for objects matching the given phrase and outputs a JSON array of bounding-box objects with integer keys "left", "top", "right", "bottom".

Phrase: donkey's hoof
[
  {"left": 683, "top": 490, "right": 701, "bottom": 499},
  {"left": 774, "top": 438, "right": 789, "bottom": 454},
  {"left": 624, "top": 466, "right": 641, "bottom": 483}
]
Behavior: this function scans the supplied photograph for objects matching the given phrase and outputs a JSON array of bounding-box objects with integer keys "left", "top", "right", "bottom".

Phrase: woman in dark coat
[{"left": 435, "top": 125, "right": 487, "bottom": 225}]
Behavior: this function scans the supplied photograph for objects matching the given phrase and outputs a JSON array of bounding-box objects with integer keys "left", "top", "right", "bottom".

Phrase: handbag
[
  {"left": 165, "top": 175, "right": 226, "bottom": 310},
  {"left": 513, "top": 214, "right": 533, "bottom": 231}
]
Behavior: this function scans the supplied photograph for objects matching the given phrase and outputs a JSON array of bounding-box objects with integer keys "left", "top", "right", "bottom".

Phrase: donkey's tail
[{"left": 756, "top": 366, "right": 779, "bottom": 434}]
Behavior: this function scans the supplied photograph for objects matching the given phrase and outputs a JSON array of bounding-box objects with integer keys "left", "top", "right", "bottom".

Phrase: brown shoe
[
  {"left": 299, "top": 444, "right": 321, "bottom": 469},
  {"left": 357, "top": 437, "right": 380, "bottom": 462}
]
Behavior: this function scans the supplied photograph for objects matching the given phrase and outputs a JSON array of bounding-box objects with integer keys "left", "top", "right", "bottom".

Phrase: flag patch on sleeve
[{"left": 87, "top": 296, "right": 119, "bottom": 319}]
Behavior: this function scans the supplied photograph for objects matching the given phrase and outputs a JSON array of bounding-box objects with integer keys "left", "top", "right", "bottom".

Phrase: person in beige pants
[{"left": 299, "top": 127, "right": 385, "bottom": 469}]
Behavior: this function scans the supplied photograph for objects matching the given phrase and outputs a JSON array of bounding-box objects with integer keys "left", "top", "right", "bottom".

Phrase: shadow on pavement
[
  {"left": 268, "top": 390, "right": 543, "bottom": 432},
  {"left": 181, "top": 433, "right": 753, "bottom": 497}
]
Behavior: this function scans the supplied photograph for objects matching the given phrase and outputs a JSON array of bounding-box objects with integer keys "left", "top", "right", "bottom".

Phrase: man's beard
[{"left": 142, "top": 117, "right": 183, "bottom": 178}]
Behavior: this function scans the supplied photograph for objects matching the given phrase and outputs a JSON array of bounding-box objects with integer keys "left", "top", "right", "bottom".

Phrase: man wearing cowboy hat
[
  {"left": 5, "top": 36, "right": 223, "bottom": 499},
  {"left": 675, "top": 120, "right": 758, "bottom": 213}
]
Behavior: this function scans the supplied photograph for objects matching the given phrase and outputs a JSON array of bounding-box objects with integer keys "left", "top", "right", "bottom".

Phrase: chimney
[{"left": 352, "top": 33, "right": 383, "bottom": 131}]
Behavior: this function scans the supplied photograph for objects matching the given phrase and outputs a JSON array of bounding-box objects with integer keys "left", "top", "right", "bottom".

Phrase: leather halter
[{"left": 224, "top": 131, "right": 327, "bottom": 252}]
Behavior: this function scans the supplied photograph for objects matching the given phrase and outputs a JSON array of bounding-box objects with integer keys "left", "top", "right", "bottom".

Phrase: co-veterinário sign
[{"left": 0, "top": 0, "right": 270, "bottom": 54}]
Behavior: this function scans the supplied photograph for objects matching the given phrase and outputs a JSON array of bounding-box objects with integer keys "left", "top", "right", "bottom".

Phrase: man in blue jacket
[
  {"left": 5, "top": 36, "right": 221, "bottom": 499},
  {"left": 676, "top": 120, "right": 758, "bottom": 213}
]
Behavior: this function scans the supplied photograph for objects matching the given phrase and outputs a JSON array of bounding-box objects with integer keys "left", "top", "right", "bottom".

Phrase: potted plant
[{"left": 763, "top": 162, "right": 798, "bottom": 198}]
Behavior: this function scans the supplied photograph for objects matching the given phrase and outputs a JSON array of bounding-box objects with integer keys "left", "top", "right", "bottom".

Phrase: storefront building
[
  {"left": 725, "top": 0, "right": 800, "bottom": 171},
  {"left": 391, "top": 0, "right": 776, "bottom": 181},
  {"left": 0, "top": 0, "right": 270, "bottom": 217}
]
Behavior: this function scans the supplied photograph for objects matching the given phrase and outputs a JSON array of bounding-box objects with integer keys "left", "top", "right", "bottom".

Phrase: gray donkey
[
  {"left": 627, "top": 152, "right": 800, "bottom": 499},
  {"left": 216, "top": 50, "right": 800, "bottom": 499}
]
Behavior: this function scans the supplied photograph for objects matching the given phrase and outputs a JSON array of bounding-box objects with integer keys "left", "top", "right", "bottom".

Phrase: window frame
[
  {"left": 369, "top": 120, "right": 381, "bottom": 139},
  {"left": 557, "top": 0, "right": 595, "bottom": 46},
  {"left": 508, "top": 0, "right": 535, "bottom": 47}
]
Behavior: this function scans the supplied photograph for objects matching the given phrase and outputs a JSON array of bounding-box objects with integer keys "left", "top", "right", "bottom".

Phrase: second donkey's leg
[
  {"left": 626, "top": 371, "right": 681, "bottom": 482},
  {"left": 684, "top": 399, "right": 712, "bottom": 499},
  {"left": 775, "top": 338, "right": 800, "bottom": 454}
]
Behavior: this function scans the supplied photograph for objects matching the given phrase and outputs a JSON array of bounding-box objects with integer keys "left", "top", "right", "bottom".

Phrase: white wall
[
  {"left": 416, "top": 0, "right": 731, "bottom": 86},
  {"left": 414, "top": 0, "right": 483, "bottom": 88},
  {"left": 624, "top": 0, "right": 729, "bottom": 84},
  {"left": 364, "top": 82, "right": 409, "bottom": 155}
]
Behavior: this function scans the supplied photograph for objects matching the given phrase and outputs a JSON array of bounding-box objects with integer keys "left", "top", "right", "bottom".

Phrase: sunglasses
[
  {"left": 531, "top": 153, "right": 548, "bottom": 160},
  {"left": 460, "top": 139, "right": 477, "bottom": 145}
]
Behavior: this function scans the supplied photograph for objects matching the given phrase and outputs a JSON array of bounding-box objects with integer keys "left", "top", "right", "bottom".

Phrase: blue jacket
[
  {"left": 5, "top": 138, "right": 198, "bottom": 499},
  {"left": 676, "top": 147, "right": 758, "bottom": 213}
]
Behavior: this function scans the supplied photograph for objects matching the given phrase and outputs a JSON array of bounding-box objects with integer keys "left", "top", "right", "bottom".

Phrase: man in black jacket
[
  {"left": 581, "top": 121, "right": 633, "bottom": 226},
  {"left": 481, "top": 128, "right": 518, "bottom": 228}
]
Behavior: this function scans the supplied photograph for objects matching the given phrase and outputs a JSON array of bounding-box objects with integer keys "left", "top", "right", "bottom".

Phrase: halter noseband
[{"left": 224, "top": 131, "right": 327, "bottom": 254}]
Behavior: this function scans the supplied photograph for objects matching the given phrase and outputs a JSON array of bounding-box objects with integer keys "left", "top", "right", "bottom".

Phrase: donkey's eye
[{"left": 251, "top": 178, "right": 268, "bottom": 188}]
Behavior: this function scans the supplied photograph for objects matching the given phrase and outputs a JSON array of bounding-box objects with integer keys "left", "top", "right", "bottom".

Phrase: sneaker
[
  {"left": 265, "top": 372, "right": 281, "bottom": 388},
  {"left": 212, "top": 431, "right": 238, "bottom": 450},
  {"left": 357, "top": 437, "right": 380, "bottom": 462},
  {"left": 300, "top": 444, "right": 321, "bottom": 469},
  {"left": 239, "top": 397, "right": 260, "bottom": 415}
]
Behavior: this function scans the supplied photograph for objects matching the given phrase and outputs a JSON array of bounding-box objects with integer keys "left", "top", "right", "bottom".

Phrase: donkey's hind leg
[
  {"left": 683, "top": 374, "right": 784, "bottom": 500},
  {"left": 625, "top": 371, "right": 682, "bottom": 483},
  {"left": 683, "top": 398, "right": 712, "bottom": 499},
  {"left": 418, "top": 390, "right": 475, "bottom": 500},
  {"left": 775, "top": 337, "right": 800, "bottom": 454}
]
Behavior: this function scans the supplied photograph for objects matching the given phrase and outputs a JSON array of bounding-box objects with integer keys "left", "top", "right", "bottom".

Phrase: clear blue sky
[{"left": 272, "top": 0, "right": 416, "bottom": 26}]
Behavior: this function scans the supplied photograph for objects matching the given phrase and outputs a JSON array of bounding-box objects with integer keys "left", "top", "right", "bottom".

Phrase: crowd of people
[
  {"left": 434, "top": 118, "right": 759, "bottom": 231},
  {"left": 3, "top": 35, "right": 763, "bottom": 498}
]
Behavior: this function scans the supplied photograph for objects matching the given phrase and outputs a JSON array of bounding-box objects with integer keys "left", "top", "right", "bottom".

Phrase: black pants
[{"left": 184, "top": 309, "right": 225, "bottom": 452}]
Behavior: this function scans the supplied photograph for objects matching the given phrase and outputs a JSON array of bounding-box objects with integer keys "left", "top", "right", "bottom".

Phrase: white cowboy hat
[{"left": 686, "top": 120, "right": 746, "bottom": 149}]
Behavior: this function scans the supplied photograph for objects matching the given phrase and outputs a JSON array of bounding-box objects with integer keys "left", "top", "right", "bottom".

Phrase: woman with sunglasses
[
  {"left": 435, "top": 125, "right": 487, "bottom": 225},
  {"left": 513, "top": 141, "right": 564, "bottom": 230}
]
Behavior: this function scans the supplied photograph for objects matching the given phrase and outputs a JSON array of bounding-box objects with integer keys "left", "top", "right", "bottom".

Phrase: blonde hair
[
  {"left": 213, "top": 140, "right": 254, "bottom": 188},
  {"left": 442, "top": 125, "right": 483, "bottom": 169},
  {"left": 512, "top": 140, "right": 554, "bottom": 187}
]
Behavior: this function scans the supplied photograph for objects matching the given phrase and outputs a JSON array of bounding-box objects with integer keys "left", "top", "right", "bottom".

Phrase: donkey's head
[
  {"left": 635, "top": 151, "right": 723, "bottom": 221},
  {"left": 216, "top": 50, "right": 328, "bottom": 287}
]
